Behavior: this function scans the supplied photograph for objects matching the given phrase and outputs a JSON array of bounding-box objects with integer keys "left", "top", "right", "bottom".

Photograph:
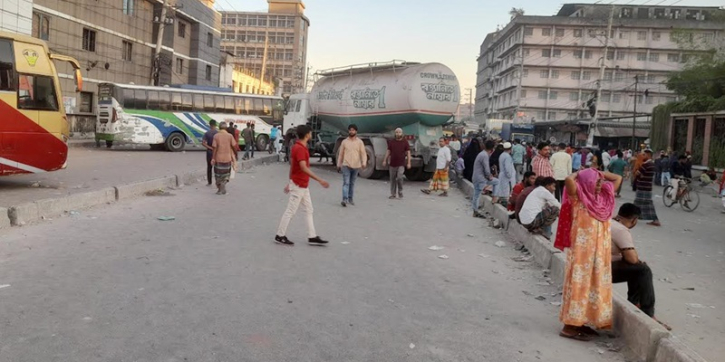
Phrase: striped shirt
[
  {"left": 531, "top": 154, "right": 554, "bottom": 178},
  {"left": 636, "top": 160, "right": 656, "bottom": 192}
]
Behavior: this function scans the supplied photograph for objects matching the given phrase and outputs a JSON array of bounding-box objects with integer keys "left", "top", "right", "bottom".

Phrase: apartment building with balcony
[
  {"left": 220, "top": 0, "right": 309, "bottom": 95},
  {"left": 475, "top": 3, "right": 724, "bottom": 125}
]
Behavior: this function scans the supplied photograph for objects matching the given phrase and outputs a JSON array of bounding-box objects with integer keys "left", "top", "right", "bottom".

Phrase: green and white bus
[{"left": 96, "top": 83, "right": 284, "bottom": 151}]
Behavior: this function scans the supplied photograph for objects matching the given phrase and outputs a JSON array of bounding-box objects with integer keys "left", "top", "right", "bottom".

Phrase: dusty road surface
[{"left": 0, "top": 163, "right": 625, "bottom": 362}]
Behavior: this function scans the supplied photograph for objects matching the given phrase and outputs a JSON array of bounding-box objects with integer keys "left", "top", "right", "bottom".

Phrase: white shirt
[
  {"left": 436, "top": 146, "right": 452, "bottom": 169},
  {"left": 602, "top": 152, "right": 611, "bottom": 168},
  {"left": 549, "top": 151, "right": 572, "bottom": 181},
  {"left": 450, "top": 140, "right": 461, "bottom": 151},
  {"left": 519, "top": 186, "right": 561, "bottom": 225}
]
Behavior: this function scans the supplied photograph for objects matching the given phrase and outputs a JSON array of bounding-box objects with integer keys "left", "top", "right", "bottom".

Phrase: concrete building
[
  {"left": 219, "top": 52, "right": 275, "bottom": 95},
  {"left": 0, "top": 0, "right": 33, "bottom": 35},
  {"left": 30, "top": 0, "right": 221, "bottom": 117},
  {"left": 475, "top": 4, "right": 724, "bottom": 125},
  {"left": 219, "top": 0, "right": 309, "bottom": 95}
]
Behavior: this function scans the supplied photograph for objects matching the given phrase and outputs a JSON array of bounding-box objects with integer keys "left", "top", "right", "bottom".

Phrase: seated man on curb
[
  {"left": 519, "top": 177, "right": 561, "bottom": 239},
  {"left": 514, "top": 176, "right": 542, "bottom": 222},
  {"left": 611, "top": 203, "right": 671, "bottom": 330},
  {"left": 508, "top": 171, "right": 537, "bottom": 213}
]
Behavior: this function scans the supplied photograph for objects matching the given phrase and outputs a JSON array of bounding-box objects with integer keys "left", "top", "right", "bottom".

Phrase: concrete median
[
  {"left": 8, "top": 187, "right": 116, "bottom": 226},
  {"left": 114, "top": 176, "right": 178, "bottom": 200},
  {"left": 1, "top": 207, "right": 11, "bottom": 229},
  {"left": 613, "top": 293, "right": 671, "bottom": 362},
  {"left": 654, "top": 336, "right": 708, "bottom": 362}
]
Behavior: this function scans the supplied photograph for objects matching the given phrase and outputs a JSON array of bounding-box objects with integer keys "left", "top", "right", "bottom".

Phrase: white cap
[{"left": 503, "top": 142, "right": 512, "bottom": 149}]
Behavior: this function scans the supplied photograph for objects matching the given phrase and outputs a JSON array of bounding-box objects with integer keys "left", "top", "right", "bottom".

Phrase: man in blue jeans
[
  {"left": 472, "top": 140, "right": 499, "bottom": 218},
  {"left": 336, "top": 124, "right": 367, "bottom": 207}
]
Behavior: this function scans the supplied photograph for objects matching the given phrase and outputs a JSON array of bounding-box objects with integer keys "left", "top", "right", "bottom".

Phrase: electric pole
[
  {"left": 467, "top": 88, "right": 473, "bottom": 123},
  {"left": 258, "top": 21, "right": 269, "bottom": 94},
  {"left": 586, "top": 5, "right": 615, "bottom": 147},
  {"left": 150, "top": 0, "right": 168, "bottom": 86},
  {"left": 632, "top": 74, "right": 639, "bottom": 150},
  {"left": 514, "top": 47, "right": 524, "bottom": 124}
]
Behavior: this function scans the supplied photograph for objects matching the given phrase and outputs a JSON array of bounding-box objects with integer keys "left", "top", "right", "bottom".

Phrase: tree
[{"left": 509, "top": 8, "right": 525, "bottom": 21}]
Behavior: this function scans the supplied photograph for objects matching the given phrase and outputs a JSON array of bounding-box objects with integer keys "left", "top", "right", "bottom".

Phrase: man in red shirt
[
  {"left": 383, "top": 128, "right": 411, "bottom": 199},
  {"left": 275, "top": 125, "right": 330, "bottom": 246},
  {"left": 531, "top": 142, "right": 554, "bottom": 178}
]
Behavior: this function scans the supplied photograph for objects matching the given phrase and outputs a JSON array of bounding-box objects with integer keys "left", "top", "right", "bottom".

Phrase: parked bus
[
  {"left": 0, "top": 30, "right": 82, "bottom": 176},
  {"left": 96, "top": 83, "right": 284, "bottom": 152}
]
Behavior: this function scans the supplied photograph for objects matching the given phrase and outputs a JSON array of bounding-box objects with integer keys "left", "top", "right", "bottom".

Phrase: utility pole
[
  {"left": 586, "top": 5, "right": 615, "bottom": 147},
  {"left": 514, "top": 46, "right": 525, "bottom": 124},
  {"left": 467, "top": 88, "right": 473, "bottom": 122},
  {"left": 258, "top": 22, "right": 269, "bottom": 94},
  {"left": 632, "top": 74, "right": 639, "bottom": 150},
  {"left": 150, "top": 0, "right": 168, "bottom": 86}
]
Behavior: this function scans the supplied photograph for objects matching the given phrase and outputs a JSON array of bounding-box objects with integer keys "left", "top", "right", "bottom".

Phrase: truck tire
[
  {"left": 106, "top": 140, "right": 113, "bottom": 149},
  {"left": 405, "top": 167, "right": 433, "bottom": 182},
  {"left": 256, "top": 134, "right": 269, "bottom": 151},
  {"left": 358, "top": 145, "right": 378, "bottom": 179},
  {"left": 165, "top": 132, "right": 185, "bottom": 152}
]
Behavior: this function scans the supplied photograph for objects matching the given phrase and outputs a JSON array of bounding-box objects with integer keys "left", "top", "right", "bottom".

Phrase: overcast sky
[{"left": 223, "top": 0, "right": 724, "bottom": 99}]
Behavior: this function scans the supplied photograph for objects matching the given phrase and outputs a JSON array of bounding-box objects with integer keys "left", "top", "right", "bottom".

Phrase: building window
[
  {"left": 612, "top": 93, "right": 621, "bottom": 103},
  {"left": 549, "top": 91, "right": 557, "bottom": 100},
  {"left": 606, "top": 50, "right": 614, "bottom": 60},
  {"left": 646, "top": 74, "right": 656, "bottom": 84},
  {"left": 588, "top": 29, "right": 597, "bottom": 38},
  {"left": 571, "top": 71, "right": 580, "bottom": 80},
  {"left": 538, "top": 90, "right": 547, "bottom": 99},
  {"left": 619, "top": 31, "right": 629, "bottom": 39},
  {"left": 207, "top": 32, "right": 213, "bottom": 47},
  {"left": 522, "top": 69, "right": 528, "bottom": 77},
  {"left": 555, "top": 28, "right": 564, "bottom": 37},
  {"left": 614, "top": 72, "right": 624, "bottom": 82},
  {"left": 542, "top": 28, "right": 551, "bottom": 36},
  {"left": 649, "top": 53, "right": 659, "bottom": 62},
  {"left": 637, "top": 31, "right": 647, "bottom": 40},
  {"left": 205, "top": 65, "right": 212, "bottom": 81},
  {"left": 616, "top": 51, "right": 626, "bottom": 60},
  {"left": 604, "top": 71, "right": 612, "bottom": 81},
  {"left": 667, "top": 53, "right": 680, "bottom": 62},
  {"left": 601, "top": 92, "right": 610, "bottom": 103},
  {"left": 176, "top": 58, "right": 183, "bottom": 74},
  {"left": 178, "top": 22, "right": 186, "bottom": 38},
  {"left": 33, "top": 12, "right": 50, "bottom": 40},
  {"left": 573, "top": 29, "right": 583, "bottom": 38},
  {"left": 573, "top": 50, "right": 582, "bottom": 59},
  {"left": 551, "top": 70, "right": 559, "bottom": 79},
  {"left": 541, "top": 49, "right": 551, "bottom": 57},
  {"left": 652, "top": 31, "right": 661, "bottom": 41},
  {"left": 80, "top": 91, "right": 93, "bottom": 113},
  {"left": 521, "top": 90, "right": 527, "bottom": 98},
  {"left": 122, "top": 40, "right": 132, "bottom": 61},
  {"left": 522, "top": 48, "right": 530, "bottom": 57},
  {"left": 637, "top": 52, "right": 647, "bottom": 61},
  {"left": 122, "top": 0, "right": 134, "bottom": 15},
  {"left": 582, "top": 71, "right": 591, "bottom": 80},
  {"left": 82, "top": 28, "right": 96, "bottom": 52},
  {"left": 540, "top": 70, "right": 548, "bottom": 78},
  {"left": 584, "top": 50, "right": 592, "bottom": 59},
  {"left": 570, "top": 92, "right": 579, "bottom": 101},
  {"left": 524, "top": 27, "right": 533, "bottom": 36},
  {"left": 549, "top": 112, "right": 557, "bottom": 120},
  {"left": 552, "top": 49, "right": 561, "bottom": 58}
]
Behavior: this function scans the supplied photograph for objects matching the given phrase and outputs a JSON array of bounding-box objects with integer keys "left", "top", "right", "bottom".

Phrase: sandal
[
  {"left": 559, "top": 331, "right": 593, "bottom": 342},
  {"left": 389, "top": 195, "right": 397, "bottom": 199},
  {"left": 420, "top": 189, "right": 431, "bottom": 195}
]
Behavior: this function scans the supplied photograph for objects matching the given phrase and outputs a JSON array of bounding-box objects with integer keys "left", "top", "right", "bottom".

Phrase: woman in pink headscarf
[{"left": 558, "top": 168, "right": 622, "bottom": 341}]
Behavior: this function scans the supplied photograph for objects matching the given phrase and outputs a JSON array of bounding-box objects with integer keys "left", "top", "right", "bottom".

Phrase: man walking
[
  {"left": 512, "top": 139, "right": 526, "bottom": 182},
  {"left": 471, "top": 140, "right": 499, "bottom": 217},
  {"left": 383, "top": 128, "right": 411, "bottom": 199},
  {"left": 494, "top": 142, "right": 516, "bottom": 206},
  {"left": 242, "top": 123, "right": 255, "bottom": 160},
  {"left": 608, "top": 150, "right": 628, "bottom": 198},
  {"left": 337, "top": 124, "right": 367, "bottom": 207},
  {"left": 550, "top": 142, "right": 572, "bottom": 201},
  {"left": 210, "top": 122, "right": 237, "bottom": 195},
  {"left": 633, "top": 150, "right": 661, "bottom": 227},
  {"left": 421, "top": 137, "right": 452, "bottom": 197},
  {"left": 269, "top": 125, "right": 280, "bottom": 153},
  {"left": 274, "top": 125, "right": 330, "bottom": 246},
  {"left": 449, "top": 135, "right": 461, "bottom": 154},
  {"left": 202, "top": 120, "right": 219, "bottom": 186},
  {"left": 531, "top": 142, "right": 554, "bottom": 178}
]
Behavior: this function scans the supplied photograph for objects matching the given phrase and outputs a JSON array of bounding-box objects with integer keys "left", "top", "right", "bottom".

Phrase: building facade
[
  {"left": 475, "top": 4, "right": 724, "bottom": 125},
  {"left": 30, "top": 0, "right": 221, "bottom": 116},
  {"left": 219, "top": 53, "right": 275, "bottom": 95},
  {"left": 220, "top": 0, "right": 309, "bottom": 95}
]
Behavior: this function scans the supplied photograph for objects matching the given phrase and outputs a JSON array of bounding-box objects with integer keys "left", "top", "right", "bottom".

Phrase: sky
[{"left": 222, "top": 0, "right": 724, "bottom": 100}]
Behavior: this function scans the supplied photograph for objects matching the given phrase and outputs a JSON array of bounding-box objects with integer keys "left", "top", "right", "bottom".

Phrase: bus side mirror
[{"left": 74, "top": 69, "right": 83, "bottom": 92}]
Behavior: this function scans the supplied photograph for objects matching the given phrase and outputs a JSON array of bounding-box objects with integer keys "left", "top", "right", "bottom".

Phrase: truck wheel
[
  {"left": 405, "top": 167, "right": 433, "bottom": 182},
  {"left": 165, "top": 132, "right": 185, "bottom": 152},
  {"left": 256, "top": 135, "right": 269, "bottom": 151},
  {"left": 105, "top": 140, "right": 113, "bottom": 149},
  {"left": 358, "top": 145, "right": 377, "bottom": 179}
]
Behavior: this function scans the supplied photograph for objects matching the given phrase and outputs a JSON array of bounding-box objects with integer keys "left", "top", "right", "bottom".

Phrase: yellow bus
[{"left": 0, "top": 30, "right": 82, "bottom": 176}]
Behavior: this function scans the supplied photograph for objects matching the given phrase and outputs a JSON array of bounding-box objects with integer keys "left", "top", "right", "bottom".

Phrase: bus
[
  {"left": 96, "top": 83, "right": 285, "bottom": 152},
  {"left": 0, "top": 30, "right": 83, "bottom": 176}
]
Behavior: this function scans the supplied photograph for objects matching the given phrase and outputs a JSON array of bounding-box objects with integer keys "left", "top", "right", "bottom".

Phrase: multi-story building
[
  {"left": 475, "top": 4, "right": 724, "bottom": 125},
  {"left": 30, "top": 0, "right": 221, "bottom": 115},
  {"left": 219, "top": 53, "right": 275, "bottom": 95},
  {"left": 220, "top": 0, "right": 309, "bottom": 95}
]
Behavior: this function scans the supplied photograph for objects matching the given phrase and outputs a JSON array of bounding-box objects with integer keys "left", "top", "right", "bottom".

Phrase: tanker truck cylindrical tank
[{"left": 309, "top": 63, "right": 460, "bottom": 134}]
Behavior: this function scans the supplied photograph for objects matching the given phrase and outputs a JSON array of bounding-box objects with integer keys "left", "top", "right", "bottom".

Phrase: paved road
[{"left": 0, "top": 164, "right": 624, "bottom": 362}]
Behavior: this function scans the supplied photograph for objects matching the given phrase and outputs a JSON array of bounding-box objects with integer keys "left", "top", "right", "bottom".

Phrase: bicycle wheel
[
  {"left": 680, "top": 188, "right": 700, "bottom": 212},
  {"left": 662, "top": 186, "right": 677, "bottom": 207}
]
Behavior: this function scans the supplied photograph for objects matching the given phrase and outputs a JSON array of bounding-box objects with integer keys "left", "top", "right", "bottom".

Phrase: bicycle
[{"left": 662, "top": 178, "right": 700, "bottom": 212}]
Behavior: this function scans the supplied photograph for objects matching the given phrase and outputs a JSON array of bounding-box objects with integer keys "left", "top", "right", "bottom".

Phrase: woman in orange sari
[{"left": 559, "top": 168, "right": 622, "bottom": 341}]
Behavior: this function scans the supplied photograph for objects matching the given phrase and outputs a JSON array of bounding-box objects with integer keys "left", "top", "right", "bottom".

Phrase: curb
[
  {"left": 454, "top": 174, "right": 707, "bottom": 362},
  {"left": 3, "top": 154, "right": 279, "bottom": 228}
]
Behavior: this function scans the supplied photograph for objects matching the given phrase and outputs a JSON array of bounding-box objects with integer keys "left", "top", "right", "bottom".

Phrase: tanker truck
[{"left": 283, "top": 61, "right": 460, "bottom": 181}]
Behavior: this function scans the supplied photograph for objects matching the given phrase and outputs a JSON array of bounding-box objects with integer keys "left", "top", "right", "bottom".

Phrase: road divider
[
  {"left": 454, "top": 174, "right": 706, "bottom": 362},
  {"left": 3, "top": 154, "right": 279, "bottom": 228}
]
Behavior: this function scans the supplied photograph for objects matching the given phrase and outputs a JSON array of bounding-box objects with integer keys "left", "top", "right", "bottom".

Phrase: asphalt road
[{"left": 0, "top": 163, "right": 625, "bottom": 362}]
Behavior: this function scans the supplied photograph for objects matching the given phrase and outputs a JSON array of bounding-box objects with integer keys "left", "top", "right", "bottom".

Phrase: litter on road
[
  {"left": 0, "top": 284, "right": 10, "bottom": 289},
  {"left": 428, "top": 245, "right": 444, "bottom": 251},
  {"left": 438, "top": 255, "right": 449, "bottom": 260},
  {"left": 409, "top": 343, "right": 415, "bottom": 349},
  {"left": 157, "top": 216, "right": 176, "bottom": 221},
  {"left": 494, "top": 241, "right": 507, "bottom": 248}
]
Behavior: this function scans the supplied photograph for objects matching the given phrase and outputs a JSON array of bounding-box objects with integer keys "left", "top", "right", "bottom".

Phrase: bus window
[
  {"left": 147, "top": 91, "right": 160, "bottom": 109},
  {"left": 243, "top": 97, "right": 252, "bottom": 114},
  {"left": 158, "top": 91, "right": 171, "bottom": 111},
  {"left": 203, "top": 95, "right": 214, "bottom": 112},
  {"left": 262, "top": 99, "right": 272, "bottom": 115},
  {"left": 17, "top": 74, "right": 59, "bottom": 111},
  {"left": 224, "top": 96, "right": 234, "bottom": 113},
  {"left": 181, "top": 93, "right": 192, "bottom": 111},
  {"left": 0, "top": 39, "right": 16, "bottom": 91},
  {"left": 122, "top": 88, "right": 134, "bottom": 109},
  {"left": 192, "top": 94, "right": 203, "bottom": 112},
  {"left": 234, "top": 98, "right": 243, "bottom": 114},
  {"left": 171, "top": 92, "right": 182, "bottom": 111},
  {"left": 134, "top": 89, "right": 147, "bottom": 109},
  {"left": 214, "top": 95, "right": 225, "bottom": 112},
  {"left": 252, "top": 98, "right": 263, "bottom": 115}
]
